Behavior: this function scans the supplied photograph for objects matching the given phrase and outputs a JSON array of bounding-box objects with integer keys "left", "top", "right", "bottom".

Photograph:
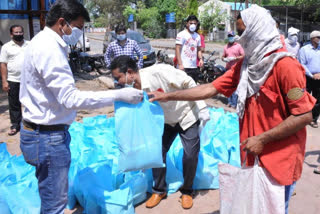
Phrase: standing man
[
  {"left": 110, "top": 56, "right": 210, "bottom": 210},
  {"left": 222, "top": 31, "right": 245, "bottom": 108},
  {"left": 149, "top": 5, "right": 315, "bottom": 214},
  {"left": 298, "top": 31, "right": 320, "bottom": 129},
  {"left": 19, "top": 1, "right": 143, "bottom": 213},
  {"left": 0, "top": 25, "right": 29, "bottom": 136},
  {"left": 104, "top": 24, "right": 143, "bottom": 69},
  {"left": 285, "top": 27, "right": 300, "bottom": 58},
  {"left": 176, "top": 15, "right": 203, "bottom": 83}
]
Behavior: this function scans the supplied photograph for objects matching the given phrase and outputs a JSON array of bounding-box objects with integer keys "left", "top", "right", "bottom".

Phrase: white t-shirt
[
  {"left": 176, "top": 30, "right": 201, "bottom": 68},
  {"left": 0, "top": 40, "right": 29, "bottom": 83}
]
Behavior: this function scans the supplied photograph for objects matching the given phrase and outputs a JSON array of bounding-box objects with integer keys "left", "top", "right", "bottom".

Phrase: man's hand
[
  {"left": 198, "top": 107, "right": 210, "bottom": 125},
  {"left": 2, "top": 81, "right": 9, "bottom": 92},
  {"left": 241, "top": 135, "right": 265, "bottom": 156},
  {"left": 148, "top": 91, "right": 169, "bottom": 102},
  {"left": 199, "top": 59, "right": 204, "bottom": 68},
  {"left": 178, "top": 64, "right": 184, "bottom": 71},
  {"left": 313, "top": 73, "right": 320, "bottom": 80},
  {"left": 114, "top": 88, "right": 143, "bottom": 104}
]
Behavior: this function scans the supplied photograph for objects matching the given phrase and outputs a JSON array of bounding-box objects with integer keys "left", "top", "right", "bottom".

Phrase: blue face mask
[
  {"left": 117, "top": 34, "right": 127, "bottom": 41},
  {"left": 228, "top": 37, "right": 235, "bottom": 43}
]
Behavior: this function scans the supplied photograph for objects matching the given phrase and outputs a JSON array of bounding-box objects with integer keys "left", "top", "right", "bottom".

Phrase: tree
[
  {"left": 186, "top": 0, "right": 199, "bottom": 17},
  {"left": 199, "top": 1, "right": 229, "bottom": 32}
]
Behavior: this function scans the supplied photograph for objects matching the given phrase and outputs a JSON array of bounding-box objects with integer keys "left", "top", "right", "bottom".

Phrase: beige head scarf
[{"left": 235, "top": 5, "right": 293, "bottom": 118}]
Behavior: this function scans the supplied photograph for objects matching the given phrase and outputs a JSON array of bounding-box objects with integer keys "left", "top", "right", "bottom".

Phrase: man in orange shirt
[{"left": 149, "top": 5, "right": 315, "bottom": 214}]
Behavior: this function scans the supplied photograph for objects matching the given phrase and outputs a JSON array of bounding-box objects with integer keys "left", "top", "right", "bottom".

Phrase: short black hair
[
  {"left": 115, "top": 24, "right": 127, "bottom": 34},
  {"left": 46, "top": 0, "right": 90, "bottom": 27},
  {"left": 10, "top": 25, "right": 24, "bottom": 33},
  {"left": 110, "top": 55, "right": 138, "bottom": 73},
  {"left": 237, "top": 13, "right": 242, "bottom": 20},
  {"left": 186, "top": 15, "right": 199, "bottom": 23}
]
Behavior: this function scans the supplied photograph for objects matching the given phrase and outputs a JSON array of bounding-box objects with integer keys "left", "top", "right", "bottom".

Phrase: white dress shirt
[
  {"left": 140, "top": 64, "right": 207, "bottom": 130},
  {"left": 20, "top": 27, "right": 117, "bottom": 125},
  {"left": 0, "top": 40, "right": 29, "bottom": 82}
]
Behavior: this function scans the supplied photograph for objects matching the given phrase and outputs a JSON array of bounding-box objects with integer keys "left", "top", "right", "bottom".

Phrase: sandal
[
  {"left": 8, "top": 128, "right": 18, "bottom": 136},
  {"left": 314, "top": 166, "right": 320, "bottom": 174},
  {"left": 309, "top": 121, "right": 318, "bottom": 128}
]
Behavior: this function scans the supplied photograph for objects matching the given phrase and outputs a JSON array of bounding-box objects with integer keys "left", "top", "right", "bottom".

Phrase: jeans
[
  {"left": 228, "top": 92, "right": 238, "bottom": 108},
  {"left": 8, "top": 81, "right": 22, "bottom": 130},
  {"left": 285, "top": 181, "right": 296, "bottom": 214},
  {"left": 152, "top": 121, "right": 200, "bottom": 195},
  {"left": 20, "top": 124, "right": 71, "bottom": 214}
]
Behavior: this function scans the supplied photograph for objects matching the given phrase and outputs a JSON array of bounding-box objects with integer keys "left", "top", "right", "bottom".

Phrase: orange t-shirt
[{"left": 212, "top": 48, "right": 316, "bottom": 185}]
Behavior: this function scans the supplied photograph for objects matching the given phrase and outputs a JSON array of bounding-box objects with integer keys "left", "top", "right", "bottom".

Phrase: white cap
[
  {"left": 310, "top": 31, "right": 320, "bottom": 39},
  {"left": 288, "top": 27, "right": 299, "bottom": 36}
]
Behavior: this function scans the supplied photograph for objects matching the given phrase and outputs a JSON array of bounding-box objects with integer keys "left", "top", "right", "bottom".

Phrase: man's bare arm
[
  {"left": 1, "top": 63, "right": 9, "bottom": 92},
  {"left": 148, "top": 83, "right": 219, "bottom": 102},
  {"left": 175, "top": 44, "right": 184, "bottom": 70},
  {"left": 242, "top": 112, "right": 313, "bottom": 155}
]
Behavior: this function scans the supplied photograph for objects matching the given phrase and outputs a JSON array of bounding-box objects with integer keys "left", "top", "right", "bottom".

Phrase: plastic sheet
[{"left": 0, "top": 107, "right": 240, "bottom": 213}]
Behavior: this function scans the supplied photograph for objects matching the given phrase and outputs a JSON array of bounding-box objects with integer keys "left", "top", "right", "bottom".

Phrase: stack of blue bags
[{"left": 0, "top": 104, "right": 240, "bottom": 213}]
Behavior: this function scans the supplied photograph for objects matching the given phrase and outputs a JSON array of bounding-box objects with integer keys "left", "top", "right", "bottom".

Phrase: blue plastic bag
[{"left": 115, "top": 92, "right": 165, "bottom": 172}]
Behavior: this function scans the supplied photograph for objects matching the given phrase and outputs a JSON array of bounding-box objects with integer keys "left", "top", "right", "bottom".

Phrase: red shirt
[{"left": 213, "top": 48, "right": 316, "bottom": 185}]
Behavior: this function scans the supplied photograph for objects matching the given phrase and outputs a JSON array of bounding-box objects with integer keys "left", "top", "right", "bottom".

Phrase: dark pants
[
  {"left": 184, "top": 68, "right": 199, "bottom": 83},
  {"left": 8, "top": 81, "right": 22, "bottom": 130},
  {"left": 20, "top": 124, "right": 71, "bottom": 214},
  {"left": 152, "top": 121, "right": 200, "bottom": 195},
  {"left": 306, "top": 76, "right": 320, "bottom": 122}
]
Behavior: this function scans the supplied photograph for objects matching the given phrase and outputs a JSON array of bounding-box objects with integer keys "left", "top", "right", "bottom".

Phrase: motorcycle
[
  {"left": 156, "top": 49, "right": 175, "bottom": 65},
  {"left": 69, "top": 45, "right": 108, "bottom": 75},
  {"left": 198, "top": 51, "right": 226, "bottom": 84}
]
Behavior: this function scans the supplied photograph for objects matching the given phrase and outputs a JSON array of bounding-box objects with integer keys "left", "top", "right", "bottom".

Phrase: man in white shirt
[
  {"left": 19, "top": 1, "right": 143, "bottom": 213},
  {"left": 285, "top": 27, "right": 300, "bottom": 58},
  {"left": 176, "top": 15, "right": 203, "bottom": 83},
  {"left": 0, "top": 25, "right": 29, "bottom": 136},
  {"left": 110, "top": 55, "right": 210, "bottom": 210}
]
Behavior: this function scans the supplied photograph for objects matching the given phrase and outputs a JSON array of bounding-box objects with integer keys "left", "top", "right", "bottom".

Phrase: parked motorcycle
[
  {"left": 198, "top": 51, "right": 226, "bottom": 84},
  {"left": 156, "top": 49, "right": 174, "bottom": 65},
  {"left": 69, "top": 45, "right": 108, "bottom": 74}
]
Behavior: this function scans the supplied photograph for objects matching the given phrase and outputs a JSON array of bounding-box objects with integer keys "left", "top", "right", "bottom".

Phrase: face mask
[
  {"left": 117, "top": 34, "right": 127, "bottom": 41},
  {"left": 125, "top": 73, "right": 135, "bottom": 88},
  {"left": 189, "top": 24, "right": 197, "bottom": 32},
  {"left": 13, "top": 35, "right": 24, "bottom": 42},
  {"left": 228, "top": 37, "right": 235, "bottom": 43},
  {"left": 63, "top": 27, "right": 83, "bottom": 45},
  {"left": 288, "top": 35, "right": 298, "bottom": 45}
]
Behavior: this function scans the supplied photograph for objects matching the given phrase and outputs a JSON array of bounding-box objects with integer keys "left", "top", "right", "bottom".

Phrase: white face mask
[
  {"left": 63, "top": 27, "right": 83, "bottom": 45},
  {"left": 288, "top": 35, "right": 298, "bottom": 45},
  {"left": 189, "top": 24, "right": 197, "bottom": 32}
]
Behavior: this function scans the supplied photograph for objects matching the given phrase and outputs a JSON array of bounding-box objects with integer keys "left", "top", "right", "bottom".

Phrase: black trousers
[
  {"left": 8, "top": 81, "right": 22, "bottom": 130},
  {"left": 306, "top": 76, "right": 320, "bottom": 122},
  {"left": 152, "top": 121, "right": 200, "bottom": 195},
  {"left": 184, "top": 68, "right": 199, "bottom": 83}
]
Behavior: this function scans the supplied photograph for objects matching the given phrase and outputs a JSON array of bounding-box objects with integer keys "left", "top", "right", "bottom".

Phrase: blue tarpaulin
[{"left": 0, "top": 107, "right": 240, "bottom": 213}]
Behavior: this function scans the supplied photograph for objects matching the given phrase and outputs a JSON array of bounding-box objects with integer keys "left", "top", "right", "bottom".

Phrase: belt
[{"left": 23, "top": 120, "right": 69, "bottom": 132}]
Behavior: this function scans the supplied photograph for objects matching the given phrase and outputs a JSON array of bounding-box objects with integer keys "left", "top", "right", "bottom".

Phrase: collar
[
  {"left": 43, "top": 27, "right": 68, "bottom": 49},
  {"left": 9, "top": 40, "right": 27, "bottom": 47},
  {"left": 117, "top": 39, "right": 129, "bottom": 46}
]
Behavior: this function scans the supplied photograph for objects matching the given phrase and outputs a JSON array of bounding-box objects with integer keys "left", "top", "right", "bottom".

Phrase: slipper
[
  {"left": 8, "top": 128, "right": 18, "bottom": 136},
  {"left": 309, "top": 121, "right": 318, "bottom": 128},
  {"left": 314, "top": 167, "right": 320, "bottom": 174}
]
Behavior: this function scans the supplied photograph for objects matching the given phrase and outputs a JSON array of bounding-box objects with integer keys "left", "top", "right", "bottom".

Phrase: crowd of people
[{"left": 0, "top": 0, "right": 319, "bottom": 213}]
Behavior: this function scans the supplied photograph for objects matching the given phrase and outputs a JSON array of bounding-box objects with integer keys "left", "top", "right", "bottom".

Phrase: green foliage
[
  {"left": 186, "top": 0, "right": 199, "bottom": 17},
  {"left": 136, "top": 5, "right": 164, "bottom": 38},
  {"left": 199, "top": 1, "right": 228, "bottom": 32}
]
